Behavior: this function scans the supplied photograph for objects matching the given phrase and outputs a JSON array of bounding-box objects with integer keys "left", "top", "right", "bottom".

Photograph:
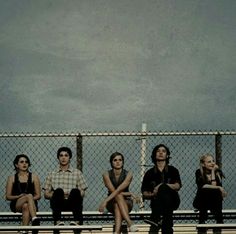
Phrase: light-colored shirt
[{"left": 44, "top": 167, "right": 88, "bottom": 194}]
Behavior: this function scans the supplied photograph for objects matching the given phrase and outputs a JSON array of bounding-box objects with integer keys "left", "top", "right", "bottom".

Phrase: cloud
[{"left": 0, "top": 0, "right": 235, "bottom": 132}]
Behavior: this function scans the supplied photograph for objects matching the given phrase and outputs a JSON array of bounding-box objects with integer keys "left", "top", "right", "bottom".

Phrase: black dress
[{"left": 10, "top": 172, "right": 37, "bottom": 212}]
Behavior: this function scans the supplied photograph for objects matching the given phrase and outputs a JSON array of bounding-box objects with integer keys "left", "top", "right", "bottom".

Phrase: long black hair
[{"left": 151, "top": 144, "right": 170, "bottom": 164}]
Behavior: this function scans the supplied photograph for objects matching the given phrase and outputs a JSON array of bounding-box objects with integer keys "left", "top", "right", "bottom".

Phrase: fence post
[
  {"left": 215, "top": 133, "right": 222, "bottom": 169},
  {"left": 140, "top": 123, "right": 147, "bottom": 210},
  {"left": 76, "top": 134, "right": 83, "bottom": 171}
]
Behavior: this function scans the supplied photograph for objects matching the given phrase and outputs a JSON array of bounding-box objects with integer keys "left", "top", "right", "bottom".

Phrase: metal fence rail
[{"left": 0, "top": 131, "right": 235, "bottom": 217}]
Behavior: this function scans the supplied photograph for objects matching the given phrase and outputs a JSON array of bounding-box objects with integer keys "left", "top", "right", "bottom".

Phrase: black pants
[
  {"left": 199, "top": 189, "right": 223, "bottom": 229},
  {"left": 50, "top": 188, "right": 83, "bottom": 224},
  {"left": 197, "top": 189, "right": 223, "bottom": 234},
  {"left": 149, "top": 184, "right": 178, "bottom": 234}
]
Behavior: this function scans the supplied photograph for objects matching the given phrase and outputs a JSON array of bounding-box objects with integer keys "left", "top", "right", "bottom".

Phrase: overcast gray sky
[{"left": 0, "top": 0, "right": 235, "bottom": 133}]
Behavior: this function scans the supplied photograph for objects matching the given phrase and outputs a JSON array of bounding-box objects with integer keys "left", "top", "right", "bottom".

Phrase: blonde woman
[{"left": 193, "top": 154, "right": 227, "bottom": 224}]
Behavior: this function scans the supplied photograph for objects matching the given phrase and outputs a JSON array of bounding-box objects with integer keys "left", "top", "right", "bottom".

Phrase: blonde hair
[{"left": 199, "top": 153, "right": 223, "bottom": 183}]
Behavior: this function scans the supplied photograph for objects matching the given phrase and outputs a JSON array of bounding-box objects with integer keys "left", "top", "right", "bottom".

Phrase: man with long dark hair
[{"left": 141, "top": 144, "right": 182, "bottom": 234}]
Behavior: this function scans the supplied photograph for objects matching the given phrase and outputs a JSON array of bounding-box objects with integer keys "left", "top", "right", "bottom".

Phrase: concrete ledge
[{"left": 196, "top": 223, "right": 236, "bottom": 229}]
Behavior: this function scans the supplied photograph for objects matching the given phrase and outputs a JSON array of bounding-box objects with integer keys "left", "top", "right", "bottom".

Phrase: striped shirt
[{"left": 44, "top": 167, "right": 88, "bottom": 194}]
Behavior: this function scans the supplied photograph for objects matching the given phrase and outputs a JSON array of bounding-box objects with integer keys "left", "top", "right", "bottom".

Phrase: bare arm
[
  {"left": 32, "top": 173, "right": 41, "bottom": 201},
  {"left": 44, "top": 175, "right": 53, "bottom": 200},
  {"left": 105, "top": 171, "right": 132, "bottom": 202},
  {"left": 79, "top": 189, "right": 86, "bottom": 197},
  {"left": 5, "top": 176, "right": 21, "bottom": 201},
  {"left": 98, "top": 171, "right": 132, "bottom": 212},
  {"left": 202, "top": 165, "right": 227, "bottom": 198},
  {"left": 44, "top": 190, "right": 53, "bottom": 199}
]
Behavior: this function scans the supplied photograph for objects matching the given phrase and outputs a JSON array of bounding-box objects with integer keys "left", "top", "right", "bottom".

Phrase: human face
[
  {"left": 155, "top": 146, "right": 168, "bottom": 162},
  {"left": 58, "top": 151, "right": 70, "bottom": 166},
  {"left": 202, "top": 156, "right": 215, "bottom": 171},
  {"left": 16, "top": 157, "right": 29, "bottom": 171},
  {"left": 112, "top": 155, "right": 123, "bottom": 169}
]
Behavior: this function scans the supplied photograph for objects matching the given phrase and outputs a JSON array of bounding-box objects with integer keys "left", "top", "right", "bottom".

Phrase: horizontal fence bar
[
  {"left": 0, "top": 131, "right": 235, "bottom": 138},
  {"left": 196, "top": 224, "right": 236, "bottom": 229},
  {"left": 1, "top": 210, "right": 236, "bottom": 221}
]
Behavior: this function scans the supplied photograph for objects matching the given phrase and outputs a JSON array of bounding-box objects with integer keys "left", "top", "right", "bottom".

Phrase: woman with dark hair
[
  {"left": 141, "top": 144, "right": 181, "bottom": 234},
  {"left": 193, "top": 154, "right": 227, "bottom": 233},
  {"left": 5, "top": 154, "right": 41, "bottom": 234},
  {"left": 98, "top": 152, "right": 138, "bottom": 234}
]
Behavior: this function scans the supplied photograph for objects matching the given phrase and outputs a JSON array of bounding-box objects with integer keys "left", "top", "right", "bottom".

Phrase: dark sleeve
[
  {"left": 195, "top": 169, "right": 205, "bottom": 189},
  {"left": 168, "top": 166, "right": 182, "bottom": 186},
  {"left": 141, "top": 170, "right": 153, "bottom": 193}
]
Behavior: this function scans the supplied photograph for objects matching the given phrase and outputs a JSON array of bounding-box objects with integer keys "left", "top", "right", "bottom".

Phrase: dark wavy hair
[
  {"left": 13, "top": 154, "right": 31, "bottom": 171},
  {"left": 57, "top": 147, "right": 72, "bottom": 159},
  {"left": 109, "top": 152, "right": 124, "bottom": 168},
  {"left": 151, "top": 144, "right": 171, "bottom": 164}
]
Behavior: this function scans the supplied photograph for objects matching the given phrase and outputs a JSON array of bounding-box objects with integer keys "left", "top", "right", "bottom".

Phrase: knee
[
  {"left": 53, "top": 188, "right": 64, "bottom": 197},
  {"left": 159, "top": 183, "right": 171, "bottom": 193},
  {"left": 25, "top": 194, "right": 34, "bottom": 201},
  {"left": 115, "top": 194, "right": 124, "bottom": 202},
  {"left": 70, "top": 188, "right": 82, "bottom": 198},
  {"left": 22, "top": 203, "right": 30, "bottom": 213}
]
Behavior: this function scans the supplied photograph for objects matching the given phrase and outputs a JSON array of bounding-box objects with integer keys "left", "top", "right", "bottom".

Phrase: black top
[
  {"left": 193, "top": 169, "right": 224, "bottom": 210},
  {"left": 11, "top": 172, "right": 35, "bottom": 195},
  {"left": 10, "top": 172, "right": 37, "bottom": 212},
  {"left": 141, "top": 165, "right": 182, "bottom": 193},
  {"left": 195, "top": 168, "right": 223, "bottom": 189}
]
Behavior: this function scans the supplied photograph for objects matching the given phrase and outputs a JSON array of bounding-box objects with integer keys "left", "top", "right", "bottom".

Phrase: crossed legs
[
  {"left": 112, "top": 194, "right": 133, "bottom": 234},
  {"left": 15, "top": 194, "right": 38, "bottom": 225}
]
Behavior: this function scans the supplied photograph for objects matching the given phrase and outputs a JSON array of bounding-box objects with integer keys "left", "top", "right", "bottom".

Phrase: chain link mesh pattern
[{"left": 1, "top": 131, "right": 235, "bottom": 215}]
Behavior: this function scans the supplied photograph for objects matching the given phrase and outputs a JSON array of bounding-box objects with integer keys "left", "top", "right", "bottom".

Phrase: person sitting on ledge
[
  {"left": 98, "top": 152, "right": 139, "bottom": 234},
  {"left": 193, "top": 153, "right": 227, "bottom": 234},
  {"left": 44, "top": 146, "right": 88, "bottom": 230},
  {"left": 141, "top": 144, "right": 182, "bottom": 234},
  {"left": 6, "top": 154, "right": 41, "bottom": 234}
]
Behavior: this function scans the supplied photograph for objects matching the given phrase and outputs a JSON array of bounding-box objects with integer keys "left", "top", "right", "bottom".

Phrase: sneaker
[
  {"left": 129, "top": 224, "right": 138, "bottom": 232},
  {"left": 32, "top": 217, "right": 40, "bottom": 226},
  {"left": 70, "top": 221, "right": 80, "bottom": 226},
  {"left": 144, "top": 219, "right": 162, "bottom": 227},
  {"left": 56, "top": 221, "right": 65, "bottom": 226}
]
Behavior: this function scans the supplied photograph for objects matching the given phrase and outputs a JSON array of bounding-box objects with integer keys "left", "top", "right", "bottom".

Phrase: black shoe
[
  {"left": 32, "top": 217, "right": 40, "bottom": 234},
  {"left": 32, "top": 217, "right": 40, "bottom": 226}
]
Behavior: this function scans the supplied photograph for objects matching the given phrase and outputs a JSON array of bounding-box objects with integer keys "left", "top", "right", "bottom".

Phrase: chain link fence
[{"left": 1, "top": 131, "right": 235, "bottom": 214}]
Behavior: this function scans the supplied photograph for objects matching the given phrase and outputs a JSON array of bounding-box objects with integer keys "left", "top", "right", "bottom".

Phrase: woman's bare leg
[
  {"left": 114, "top": 203, "right": 123, "bottom": 234},
  {"left": 21, "top": 203, "right": 31, "bottom": 225},
  {"left": 115, "top": 194, "right": 133, "bottom": 227},
  {"left": 16, "top": 194, "right": 37, "bottom": 219}
]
